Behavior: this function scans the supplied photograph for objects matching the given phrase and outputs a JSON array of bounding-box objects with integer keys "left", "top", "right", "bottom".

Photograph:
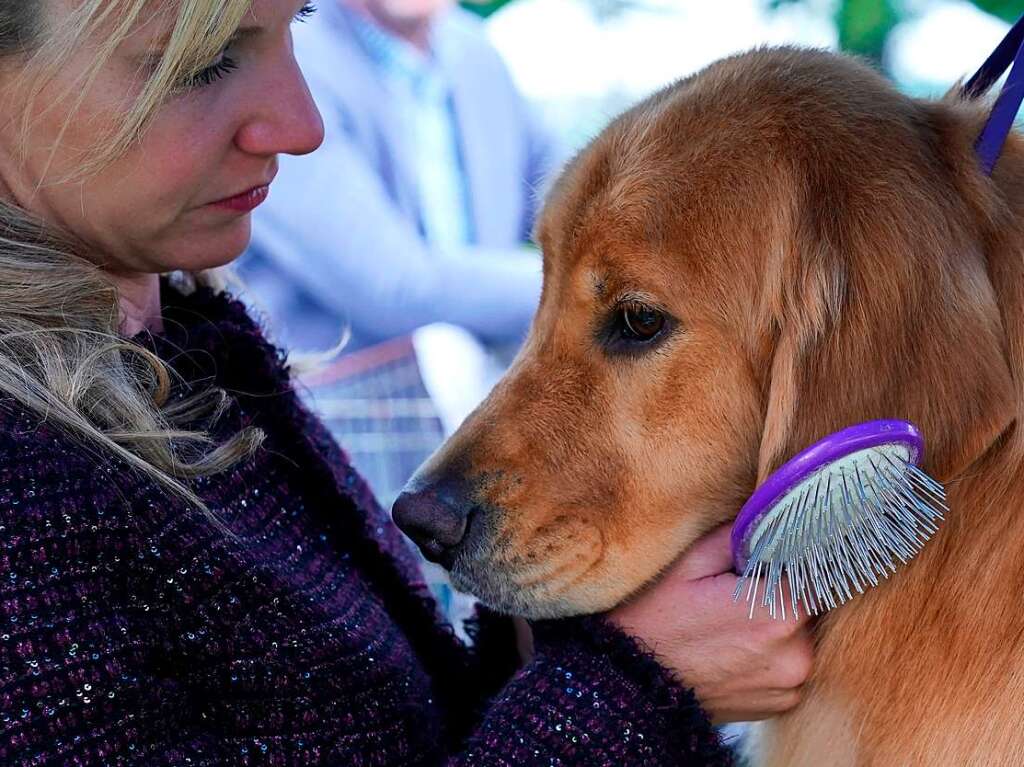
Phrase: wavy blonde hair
[{"left": 0, "top": 0, "right": 265, "bottom": 512}]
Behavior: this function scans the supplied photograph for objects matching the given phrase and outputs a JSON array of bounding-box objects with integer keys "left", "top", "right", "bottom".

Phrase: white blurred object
[
  {"left": 412, "top": 322, "right": 505, "bottom": 435},
  {"left": 887, "top": 1, "right": 1009, "bottom": 95},
  {"left": 486, "top": 0, "right": 836, "bottom": 150},
  {"left": 487, "top": 0, "right": 836, "bottom": 100}
]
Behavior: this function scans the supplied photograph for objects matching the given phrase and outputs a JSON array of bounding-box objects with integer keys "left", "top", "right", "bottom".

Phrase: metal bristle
[{"left": 733, "top": 448, "right": 947, "bottom": 619}]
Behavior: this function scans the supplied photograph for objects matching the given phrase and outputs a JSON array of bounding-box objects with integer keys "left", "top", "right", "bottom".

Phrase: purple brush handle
[{"left": 730, "top": 420, "right": 924, "bottom": 571}]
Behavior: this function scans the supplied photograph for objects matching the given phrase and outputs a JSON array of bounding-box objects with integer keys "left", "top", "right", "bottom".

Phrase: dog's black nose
[{"left": 392, "top": 487, "right": 468, "bottom": 567}]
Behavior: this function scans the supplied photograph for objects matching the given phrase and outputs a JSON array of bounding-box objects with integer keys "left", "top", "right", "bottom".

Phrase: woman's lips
[{"left": 207, "top": 184, "right": 270, "bottom": 212}]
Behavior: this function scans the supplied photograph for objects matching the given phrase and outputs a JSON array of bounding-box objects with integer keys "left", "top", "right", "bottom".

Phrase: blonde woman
[{"left": 0, "top": 1, "right": 812, "bottom": 764}]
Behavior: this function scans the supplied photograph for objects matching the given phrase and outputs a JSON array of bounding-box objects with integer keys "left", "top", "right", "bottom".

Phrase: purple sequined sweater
[{"left": 0, "top": 283, "right": 731, "bottom": 766}]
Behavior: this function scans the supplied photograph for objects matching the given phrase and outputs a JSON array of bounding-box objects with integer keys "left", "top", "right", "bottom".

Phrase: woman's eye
[
  {"left": 183, "top": 53, "right": 238, "bottom": 89},
  {"left": 177, "top": 3, "right": 317, "bottom": 91},
  {"left": 618, "top": 302, "right": 666, "bottom": 341}
]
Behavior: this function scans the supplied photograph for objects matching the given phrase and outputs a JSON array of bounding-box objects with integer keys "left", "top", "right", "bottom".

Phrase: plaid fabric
[
  {"left": 299, "top": 336, "right": 479, "bottom": 628},
  {"left": 301, "top": 336, "right": 445, "bottom": 509}
]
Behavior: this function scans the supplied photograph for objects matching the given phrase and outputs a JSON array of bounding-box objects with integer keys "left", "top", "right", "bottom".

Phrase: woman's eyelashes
[
  {"left": 186, "top": 53, "right": 239, "bottom": 88},
  {"left": 181, "top": 3, "right": 318, "bottom": 90}
]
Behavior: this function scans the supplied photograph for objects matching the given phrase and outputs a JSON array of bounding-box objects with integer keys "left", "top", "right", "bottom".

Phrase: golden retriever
[{"left": 394, "top": 47, "right": 1024, "bottom": 765}]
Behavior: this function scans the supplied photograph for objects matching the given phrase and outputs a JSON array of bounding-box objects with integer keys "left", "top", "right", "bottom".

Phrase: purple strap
[{"left": 962, "top": 14, "right": 1024, "bottom": 175}]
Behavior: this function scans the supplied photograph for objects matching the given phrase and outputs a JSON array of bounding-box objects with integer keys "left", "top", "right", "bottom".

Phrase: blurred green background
[
  {"left": 462, "top": 0, "right": 1024, "bottom": 63},
  {"left": 464, "top": 0, "right": 1024, "bottom": 152}
]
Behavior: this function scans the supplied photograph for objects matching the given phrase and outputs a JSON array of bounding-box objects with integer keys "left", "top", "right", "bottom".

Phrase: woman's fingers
[
  {"left": 709, "top": 687, "right": 806, "bottom": 725},
  {"left": 699, "top": 572, "right": 814, "bottom": 628},
  {"left": 608, "top": 525, "right": 817, "bottom": 724},
  {"left": 672, "top": 525, "right": 735, "bottom": 580}
]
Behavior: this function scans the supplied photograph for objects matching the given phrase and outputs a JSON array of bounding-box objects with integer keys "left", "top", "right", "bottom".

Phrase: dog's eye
[
  {"left": 619, "top": 302, "right": 666, "bottom": 341},
  {"left": 598, "top": 300, "right": 673, "bottom": 355}
]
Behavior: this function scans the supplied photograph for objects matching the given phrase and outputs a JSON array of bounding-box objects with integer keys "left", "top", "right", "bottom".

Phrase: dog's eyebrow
[{"left": 586, "top": 269, "right": 611, "bottom": 299}]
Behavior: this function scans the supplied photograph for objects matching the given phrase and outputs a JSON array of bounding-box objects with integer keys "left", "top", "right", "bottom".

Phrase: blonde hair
[{"left": 0, "top": 0, "right": 265, "bottom": 511}]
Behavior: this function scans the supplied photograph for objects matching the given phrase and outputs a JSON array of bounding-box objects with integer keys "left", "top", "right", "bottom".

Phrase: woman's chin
[{"left": 167, "top": 218, "right": 253, "bottom": 272}]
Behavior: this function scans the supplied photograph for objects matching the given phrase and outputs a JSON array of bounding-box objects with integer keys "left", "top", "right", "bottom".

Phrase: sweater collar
[{"left": 130, "top": 276, "right": 293, "bottom": 399}]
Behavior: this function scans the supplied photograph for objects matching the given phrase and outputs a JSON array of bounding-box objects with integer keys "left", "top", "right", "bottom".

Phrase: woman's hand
[{"left": 608, "top": 525, "right": 814, "bottom": 724}]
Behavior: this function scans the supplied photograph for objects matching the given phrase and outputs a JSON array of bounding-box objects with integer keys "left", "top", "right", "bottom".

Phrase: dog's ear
[{"left": 755, "top": 100, "right": 1017, "bottom": 484}]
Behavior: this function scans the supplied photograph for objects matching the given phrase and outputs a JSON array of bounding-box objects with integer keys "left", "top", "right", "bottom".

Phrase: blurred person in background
[{"left": 238, "top": 0, "right": 558, "bottom": 354}]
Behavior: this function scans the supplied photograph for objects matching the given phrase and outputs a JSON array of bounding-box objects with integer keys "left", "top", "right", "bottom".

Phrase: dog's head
[{"left": 394, "top": 48, "right": 1019, "bottom": 619}]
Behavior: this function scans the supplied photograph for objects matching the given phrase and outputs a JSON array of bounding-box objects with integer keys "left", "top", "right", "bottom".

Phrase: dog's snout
[{"left": 392, "top": 485, "right": 470, "bottom": 567}]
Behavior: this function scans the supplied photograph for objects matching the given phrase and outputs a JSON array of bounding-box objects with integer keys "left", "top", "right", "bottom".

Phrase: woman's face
[{"left": 0, "top": 0, "right": 324, "bottom": 276}]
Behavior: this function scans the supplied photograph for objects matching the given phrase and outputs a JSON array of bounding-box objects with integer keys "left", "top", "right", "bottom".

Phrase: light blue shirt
[
  {"left": 238, "top": 3, "right": 560, "bottom": 353},
  {"left": 348, "top": 14, "right": 473, "bottom": 249}
]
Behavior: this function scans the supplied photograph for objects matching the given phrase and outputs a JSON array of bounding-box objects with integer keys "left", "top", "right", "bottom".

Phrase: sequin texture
[{"left": 0, "top": 283, "right": 730, "bottom": 766}]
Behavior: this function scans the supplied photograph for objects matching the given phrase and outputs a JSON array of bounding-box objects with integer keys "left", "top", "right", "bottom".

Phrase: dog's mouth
[
  {"left": 393, "top": 476, "right": 611, "bottom": 618},
  {"left": 443, "top": 510, "right": 607, "bottom": 619},
  {"left": 449, "top": 555, "right": 579, "bottom": 619}
]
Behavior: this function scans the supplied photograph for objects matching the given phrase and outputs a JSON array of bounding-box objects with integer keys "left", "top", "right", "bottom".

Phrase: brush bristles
[{"left": 734, "top": 450, "right": 947, "bottom": 619}]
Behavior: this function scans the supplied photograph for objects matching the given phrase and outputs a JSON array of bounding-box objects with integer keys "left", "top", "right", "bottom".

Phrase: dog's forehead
[
  {"left": 536, "top": 93, "right": 768, "bottom": 275},
  {"left": 535, "top": 46, "right": 921, "bottom": 249},
  {"left": 537, "top": 151, "right": 685, "bottom": 271},
  {"left": 535, "top": 135, "right": 735, "bottom": 301},
  {"left": 531, "top": 45, "right": 942, "bottom": 318}
]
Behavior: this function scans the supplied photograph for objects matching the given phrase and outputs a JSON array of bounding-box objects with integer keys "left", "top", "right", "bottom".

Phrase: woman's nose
[{"left": 235, "top": 59, "right": 325, "bottom": 158}]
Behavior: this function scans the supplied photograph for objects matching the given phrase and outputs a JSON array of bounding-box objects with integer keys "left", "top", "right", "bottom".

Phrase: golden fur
[{"left": 410, "top": 48, "right": 1024, "bottom": 764}]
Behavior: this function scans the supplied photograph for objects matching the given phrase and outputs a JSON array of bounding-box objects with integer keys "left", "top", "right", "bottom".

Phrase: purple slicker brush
[{"left": 730, "top": 420, "right": 947, "bottom": 619}]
